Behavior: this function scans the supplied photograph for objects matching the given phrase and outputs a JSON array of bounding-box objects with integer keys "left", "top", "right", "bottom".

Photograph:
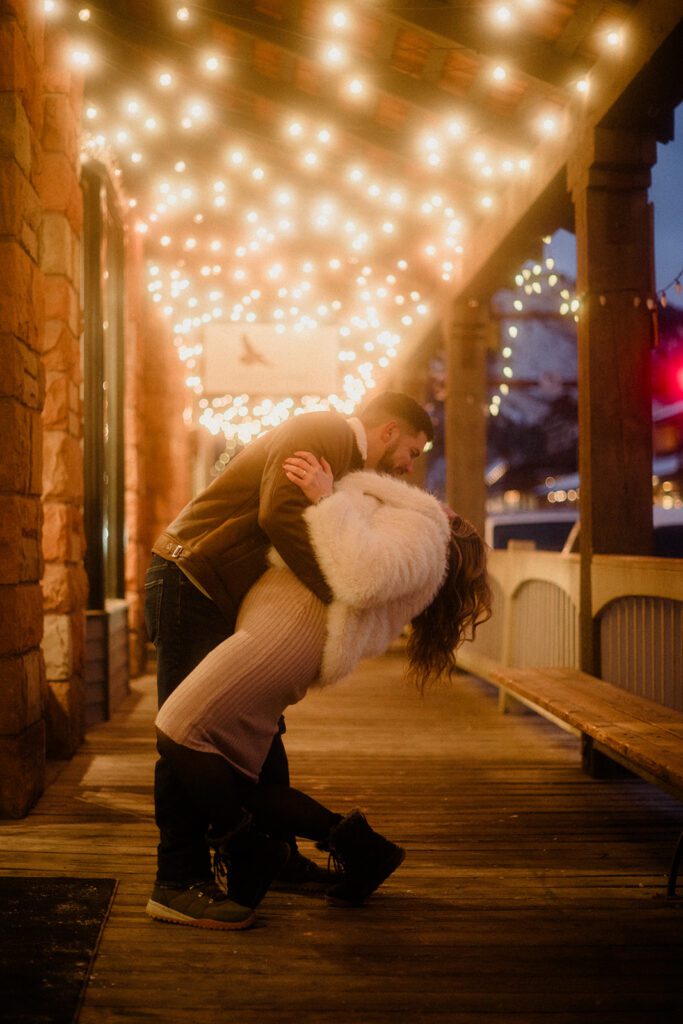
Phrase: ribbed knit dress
[
  {"left": 155, "top": 471, "right": 451, "bottom": 784},
  {"left": 155, "top": 565, "right": 327, "bottom": 781}
]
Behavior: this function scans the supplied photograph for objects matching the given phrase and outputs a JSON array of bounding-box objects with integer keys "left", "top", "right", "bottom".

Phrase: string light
[
  {"left": 71, "top": 0, "right": 614, "bottom": 441},
  {"left": 344, "top": 77, "right": 366, "bottom": 98},
  {"left": 330, "top": 9, "right": 349, "bottom": 30},
  {"left": 69, "top": 47, "right": 93, "bottom": 69},
  {"left": 143, "top": 241, "right": 426, "bottom": 438},
  {"left": 491, "top": 5, "right": 514, "bottom": 28},
  {"left": 322, "top": 43, "right": 347, "bottom": 67},
  {"left": 490, "top": 252, "right": 579, "bottom": 420},
  {"left": 203, "top": 54, "right": 222, "bottom": 73}
]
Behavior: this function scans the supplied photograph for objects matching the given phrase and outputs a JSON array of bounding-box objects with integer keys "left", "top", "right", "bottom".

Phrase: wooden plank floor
[{"left": 1, "top": 654, "right": 682, "bottom": 1023}]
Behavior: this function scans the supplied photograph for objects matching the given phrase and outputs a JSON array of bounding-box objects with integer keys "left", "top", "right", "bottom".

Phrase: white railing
[
  {"left": 593, "top": 556, "right": 683, "bottom": 711},
  {"left": 459, "top": 549, "right": 683, "bottom": 711}
]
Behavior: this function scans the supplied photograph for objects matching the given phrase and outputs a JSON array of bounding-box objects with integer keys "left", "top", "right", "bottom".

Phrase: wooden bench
[{"left": 459, "top": 653, "right": 683, "bottom": 898}]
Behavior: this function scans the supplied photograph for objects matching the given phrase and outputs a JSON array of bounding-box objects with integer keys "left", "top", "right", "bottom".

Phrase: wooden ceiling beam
[
  {"left": 555, "top": 0, "right": 608, "bottom": 57},
  {"left": 85, "top": 4, "right": 484, "bottom": 201},
  {"left": 366, "top": 0, "right": 586, "bottom": 91},
  {"left": 84, "top": 62, "right": 475, "bottom": 265},
  {"left": 209, "top": 0, "right": 534, "bottom": 147},
  {"left": 229, "top": 65, "right": 484, "bottom": 198}
]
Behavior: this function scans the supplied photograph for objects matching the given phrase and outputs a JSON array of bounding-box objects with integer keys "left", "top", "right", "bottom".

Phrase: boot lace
[
  {"left": 212, "top": 849, "right": 230, "bottom": 894},
  {"left": 327, "top": 850, "right": 347, "bottom": 875},
  {"left": 190, "top": 878, "right": 228, "bottom": 903}
]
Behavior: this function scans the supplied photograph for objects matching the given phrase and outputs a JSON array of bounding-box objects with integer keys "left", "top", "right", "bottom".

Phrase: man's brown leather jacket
[{"left": 152, "top": 411, "right": 363, "bottom": 621}]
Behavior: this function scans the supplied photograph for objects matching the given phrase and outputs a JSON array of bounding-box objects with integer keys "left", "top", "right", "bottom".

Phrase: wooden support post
[
  {"left": 498, "top": 690, "right": 533, "bottom": 716},
  {"left": 581, "top": 735, "right": 636, "bottom": 780},
  {"left": 445, "top": 301, "right": 489, "bottom": 537},
  {"left": 568, "top": 127, "right": 657, "bottom": 675}
]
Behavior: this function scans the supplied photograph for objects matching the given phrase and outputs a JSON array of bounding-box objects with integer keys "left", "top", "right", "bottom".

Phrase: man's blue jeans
[{"left": 145, "top": 554, "right": 237, "bottom": 884}]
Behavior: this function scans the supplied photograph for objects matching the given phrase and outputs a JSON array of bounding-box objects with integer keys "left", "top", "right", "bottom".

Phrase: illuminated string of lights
[
  {"left": 52, "top": 0, "right": 621, "bottom": 198},
  {"left": 571, "top": 268, "right": 683, "bottom": 311},
  {"left": 488, "top": 253, "right": 578, "bottom": 419},
  {"left": 656, "top": 264, "right": 683, "bottom": 308},
  {"left": 160, "top": 257, "right": 433, "bottom": 442},
  {"left": 50, "top": 0, "right": 629, "bottom": 440}
]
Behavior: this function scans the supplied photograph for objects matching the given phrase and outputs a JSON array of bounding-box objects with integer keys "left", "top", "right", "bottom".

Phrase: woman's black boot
[{"left": 317, "top": 809, "right": 405, "bottom": 906}]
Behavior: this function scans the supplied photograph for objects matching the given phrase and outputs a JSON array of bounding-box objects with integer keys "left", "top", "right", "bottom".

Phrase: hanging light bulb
[
  {"left": 330, "top": 8, "right": 349, "bottom": 29},
  {"left": 492, "top": 5, "right": 514, "bottom": 29},
  {"left": 322, "top": 43, "right": 347, "bottom": 67}
]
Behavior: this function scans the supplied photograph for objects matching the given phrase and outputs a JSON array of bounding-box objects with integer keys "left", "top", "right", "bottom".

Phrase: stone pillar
[
  {"left": 445, "top": 300, "right": 489, "bottom": 536},
  {"left": 568, "top": 126, "right": 657, "bottom": 673},
  {"left": 141, "top": 303, "right": 194, "bottom": 551},
  {"left": 0, "top": 0, "right": 47, "bottom": 816},
  {"left": 125, "top": 222, "right": 194, "bottom": 676},
  {"left": 37, "top": 30, "right": 87, "bottom": 757},
  {"left": 124, "top": 224, "right": 150, "bottom": 677}
]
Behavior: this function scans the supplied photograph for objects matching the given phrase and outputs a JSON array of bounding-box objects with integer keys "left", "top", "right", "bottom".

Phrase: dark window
[{"left": 81, "top": 161, "right": 125, "bottom": 608}]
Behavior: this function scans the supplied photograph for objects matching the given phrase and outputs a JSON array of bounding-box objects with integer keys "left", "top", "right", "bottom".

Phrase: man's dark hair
[{"left": 358, "top": 391, "right": 434, "bottom": 443}]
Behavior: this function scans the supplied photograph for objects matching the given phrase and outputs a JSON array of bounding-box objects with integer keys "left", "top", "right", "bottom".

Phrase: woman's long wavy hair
[{"left": 406, "top": 514, "right": 492, "bottom": 693}]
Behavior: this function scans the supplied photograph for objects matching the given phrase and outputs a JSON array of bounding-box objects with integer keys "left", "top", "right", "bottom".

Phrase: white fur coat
[{"left": 272, "top": 471, "right": 450, "bottom": 687}]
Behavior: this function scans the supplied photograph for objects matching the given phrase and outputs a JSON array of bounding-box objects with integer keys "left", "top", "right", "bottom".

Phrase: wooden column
[
  {"left": 568, "top": 126, "right": 656, "bottom": 674},
  {"left": 445, "top": 300, "right": 489, "bottom": 536}
]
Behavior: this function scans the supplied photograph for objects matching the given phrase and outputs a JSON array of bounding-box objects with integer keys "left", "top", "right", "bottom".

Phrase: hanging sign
[{"left": 202, "top": 323, "right": 340, "bottom": 396}]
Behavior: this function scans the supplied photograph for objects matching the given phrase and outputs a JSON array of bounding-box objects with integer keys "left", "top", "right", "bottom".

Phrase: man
[{"left": 146, "top": 391, "right": 433, "bottom": 926}]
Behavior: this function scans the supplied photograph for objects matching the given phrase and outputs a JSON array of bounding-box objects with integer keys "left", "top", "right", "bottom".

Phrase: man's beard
[{"left": 376, "top": 438, "right": 403, "bottom": 475}]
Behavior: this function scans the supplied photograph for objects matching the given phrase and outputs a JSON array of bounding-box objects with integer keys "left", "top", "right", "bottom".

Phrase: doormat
[{"left": 0, "top": 876, "right": 117, "bottom": 1024}]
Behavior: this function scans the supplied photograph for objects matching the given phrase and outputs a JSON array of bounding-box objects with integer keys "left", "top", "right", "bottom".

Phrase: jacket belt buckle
[{"left": 172, "top": 545, "right": 183, "bottom": 558}]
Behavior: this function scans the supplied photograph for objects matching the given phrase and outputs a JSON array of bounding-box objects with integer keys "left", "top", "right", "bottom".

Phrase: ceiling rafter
[
  {"left": 209, "top": 0, "right": 535, "bottom": 147},
  {"left": 88, "top": 3, "right": 486, "bottom": 203},
  {"left": 227, "top": 65, "right": 486, "bottom": 198},
  {"left": 83, "top": 28, "right": 465, "bottom": 292},
  {"left": 555, "top": 0, "right": 608, "bottom": 57},
  {"left": 364, "top": 0, "right": 587, "bottom": 91}
]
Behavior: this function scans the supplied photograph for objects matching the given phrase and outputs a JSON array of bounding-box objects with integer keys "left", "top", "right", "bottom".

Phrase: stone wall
[
  {"left": 124, "top": 229, "right": 193, "bottom": 677},
  {"left": 142, "top": 308, "right": 194, "bottom": 564},
  {"left": 38, "top": 29, "right": 86, "bottom": 759},
  {"left": 123, "top": 226, "right": 146, "bottom": 677},
  {"left": 0, "top": 1, "right": 87, "bottom": 814},
  {"left": 0, "top": 0, "right": 47, "bottom": 816},
  {"left": 0, "top": 0, "right": 193, "bottom": 816}
]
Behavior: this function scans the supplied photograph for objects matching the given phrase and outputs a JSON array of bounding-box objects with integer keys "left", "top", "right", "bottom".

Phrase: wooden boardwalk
[{"left": 1, "top": 654, "right": 682, "bottom": 1023}]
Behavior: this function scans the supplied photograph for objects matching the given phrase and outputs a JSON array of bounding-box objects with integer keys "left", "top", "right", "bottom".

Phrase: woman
[{"left": 148, "top": 453, "right": 491, "bottom": 930}]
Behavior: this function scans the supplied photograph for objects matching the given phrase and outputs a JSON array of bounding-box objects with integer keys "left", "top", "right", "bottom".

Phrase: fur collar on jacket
[{"left": 271, "top": 471, "right": 450, "bottom": 686}]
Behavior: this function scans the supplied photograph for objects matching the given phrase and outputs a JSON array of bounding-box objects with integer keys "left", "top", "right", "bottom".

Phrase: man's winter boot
[{"left": 210, "top": 815, "right": 290, "bottom": 909}]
